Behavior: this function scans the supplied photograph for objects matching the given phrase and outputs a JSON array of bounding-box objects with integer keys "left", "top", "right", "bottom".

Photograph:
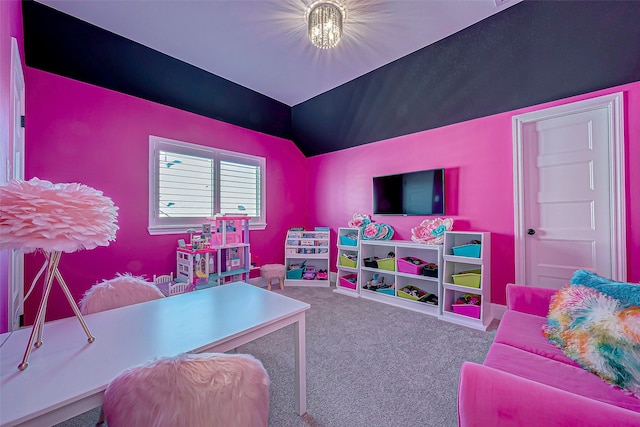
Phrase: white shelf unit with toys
[
  {"left": 358, "top": 240, "right": 443, "bottom": 317},
  {"left": 441, "top": 231, "right": 491, "bottom": 330},
  {"left": 284, "top": 229, "right": 331, "bottom": 287},
  {"left": 334, "top": 227, "right": 361, "bottom": 297}
]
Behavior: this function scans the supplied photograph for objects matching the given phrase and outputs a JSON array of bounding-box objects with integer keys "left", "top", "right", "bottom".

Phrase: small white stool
[{"left": 260, "top": 264, "right": 285, "bottom": 291}]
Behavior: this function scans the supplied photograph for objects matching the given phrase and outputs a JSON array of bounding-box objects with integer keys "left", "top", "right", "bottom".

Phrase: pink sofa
[{"left": 458, "top": 284, "right": 640, "bottom": 427}]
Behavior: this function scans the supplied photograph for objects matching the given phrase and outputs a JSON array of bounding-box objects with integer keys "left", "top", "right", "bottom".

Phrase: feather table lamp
[{"left": 0, "top": 178, "right": 119, "bottom": 370}]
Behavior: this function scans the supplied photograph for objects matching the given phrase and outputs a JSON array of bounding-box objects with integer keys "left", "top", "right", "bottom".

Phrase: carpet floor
[{"left": 55, "top": 285, "right": 496, "bottom": 427}]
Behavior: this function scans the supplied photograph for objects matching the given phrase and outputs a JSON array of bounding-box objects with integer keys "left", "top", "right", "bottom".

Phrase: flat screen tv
[{"left": 372, "top": 168, "right": 445, "bottom": 216}]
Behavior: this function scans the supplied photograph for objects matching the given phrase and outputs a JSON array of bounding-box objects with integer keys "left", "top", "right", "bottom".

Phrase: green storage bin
[
  {"left": 376, "top": 257, "right": 395, "bottom": 272},
  {"left": 452, "top": 269, "right": 482, "bottom": 288},
  {"left": 339, "top": 254, "right": 357, "bottom": 268},
  {"left": 397, "top": 285, "right": 427, "bottom": 301}
]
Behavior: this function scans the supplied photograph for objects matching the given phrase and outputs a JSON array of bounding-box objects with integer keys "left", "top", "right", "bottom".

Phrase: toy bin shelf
[
  {"left": 335, "top": 228, "right": 362, "bottom": 297},
  {"left": 442, "top": 231, "right": 491, "bottom": 330},
  {"left": 359, "top": 240, "right": 443, "bottom": 317}
]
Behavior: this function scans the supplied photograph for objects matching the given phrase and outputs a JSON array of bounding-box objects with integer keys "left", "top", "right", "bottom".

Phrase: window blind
[
  {"left": 219, "top": 160, "right": 261, "bottom": 217},
  {"left": 158, "top": 150, "right": 214, "bottom": 218}
]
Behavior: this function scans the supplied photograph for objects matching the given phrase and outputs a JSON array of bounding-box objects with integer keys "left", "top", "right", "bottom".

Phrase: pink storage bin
[
  {"left": 452, "top": 304, "right": 481, "bottom": 319},
  {"left": 397, "top": 257, "right": 427, "bottom": 275},
  {"left": 339, "top": 274, "right": 358, "bottom": 290}
]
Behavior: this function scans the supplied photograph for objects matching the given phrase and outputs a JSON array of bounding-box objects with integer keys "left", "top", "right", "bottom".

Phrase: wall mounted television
[{"left": 372, "top": 168, "right": 445, "bottom": 216}]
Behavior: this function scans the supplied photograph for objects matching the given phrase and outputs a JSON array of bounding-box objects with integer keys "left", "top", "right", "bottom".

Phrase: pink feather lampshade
[
  {"left": 0, "top": 177, "right": 119, "bottom": 370},
  {"left": 0, "top": 177, "right": 119, "bottom": 253}
]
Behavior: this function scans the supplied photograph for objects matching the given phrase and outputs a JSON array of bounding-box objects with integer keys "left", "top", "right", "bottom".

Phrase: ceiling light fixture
[{"left": 307, "top": 1, "right": 346, "bottom": 49}]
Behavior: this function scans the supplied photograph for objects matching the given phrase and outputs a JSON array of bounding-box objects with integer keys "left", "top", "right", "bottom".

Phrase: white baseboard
[
  {"left": 491, "top": 303, "right": 507, "bottom": 320},
  {"left": 329, "top": 271, "right": 337, "bottom": 284}
]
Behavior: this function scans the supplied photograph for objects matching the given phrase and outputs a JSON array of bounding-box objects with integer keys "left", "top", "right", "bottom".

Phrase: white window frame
[{"left": 148, "top": 135, "right": 266, "bottom": 235}]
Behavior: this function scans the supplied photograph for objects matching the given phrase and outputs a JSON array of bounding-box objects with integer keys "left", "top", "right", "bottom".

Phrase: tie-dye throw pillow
[{"left": 543, "top": 284, "right": 640, "bottom": 398}]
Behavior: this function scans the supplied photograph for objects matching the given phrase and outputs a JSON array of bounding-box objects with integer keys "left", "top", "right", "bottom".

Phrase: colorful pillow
[
  {"left": 543, "top": 285, "right": 640, "bottom": 397},
  {"left": 570, "top": 269, "right": 640, "bottom": 307},
  {"left": 543, "top": 284, "right": 598, "bottom": 348}
]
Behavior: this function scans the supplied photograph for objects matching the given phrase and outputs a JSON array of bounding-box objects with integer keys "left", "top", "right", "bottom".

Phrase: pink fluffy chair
[
  {"left": 102, "top": 353, "right": 270, "bottom": 427},
  {"left": 79, "top": 273, "right": 165, "bottom": 315}
]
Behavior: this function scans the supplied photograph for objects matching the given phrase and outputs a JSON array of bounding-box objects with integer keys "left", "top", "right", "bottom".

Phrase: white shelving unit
[
  {"left": 334, "top": 227, "right": 361, "bottom": 297},
  {"left": 284, "top": 229, "right": 331, "bottom": 287},
  {"left": 358, "top": 240, "right": 443, "bottom": 317},
  {"left": 441, "top": 231, "right": 491, "bottom": 330}
]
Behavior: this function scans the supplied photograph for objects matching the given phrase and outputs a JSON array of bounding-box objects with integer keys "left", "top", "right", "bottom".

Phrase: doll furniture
[
  {"left": 102, "top": 353, "right": 270, "bottom": 427},
  {"left": 212, "top": 215, "right": 249, "bottom": 244},
  {"left": 153, "top": 272, "right": 187, "bottom": 295},
  {"left": 457, "top": 283, "right": 640, "bottom": 426},
  {"left": 153, "top": 272, "right": 173, "bottom": 284}
]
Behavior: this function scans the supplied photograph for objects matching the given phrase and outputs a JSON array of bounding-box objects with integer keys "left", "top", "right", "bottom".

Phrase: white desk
[{"left": 0, "top": 282, "right": 310, "bottom": 426}]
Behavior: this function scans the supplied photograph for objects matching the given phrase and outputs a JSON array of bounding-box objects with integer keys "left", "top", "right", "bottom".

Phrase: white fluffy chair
[
  {"left": 103, "top": 353, "right": 270, "bottom": 427},
  {"left": 79, "top": 273, "right": 165, "bottom": 315}
]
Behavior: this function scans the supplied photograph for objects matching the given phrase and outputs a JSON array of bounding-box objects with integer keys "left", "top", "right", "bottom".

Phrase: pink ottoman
[{"left": 260, "top": 264, "right": 285, "bottom": 290}]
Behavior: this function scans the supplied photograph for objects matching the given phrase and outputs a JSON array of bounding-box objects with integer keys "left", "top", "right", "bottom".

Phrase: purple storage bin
[
  {"left": 397, "top": 257, "right": 427, "bottom": 275},
  {"left": 452, "top": 304, "right": 481, "bottom": 319}
]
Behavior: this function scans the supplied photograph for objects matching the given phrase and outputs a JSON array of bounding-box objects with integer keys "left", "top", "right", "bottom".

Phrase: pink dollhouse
[{"left": 176, "top": 215, "right": 251, "bottom": 288}]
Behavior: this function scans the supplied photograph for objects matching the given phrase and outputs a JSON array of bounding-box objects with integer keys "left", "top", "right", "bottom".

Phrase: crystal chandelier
[{"left": 307, "top": 1, "right": 346, "bottom": 49}]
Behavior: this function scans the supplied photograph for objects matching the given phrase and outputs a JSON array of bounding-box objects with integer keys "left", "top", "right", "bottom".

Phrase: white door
[
  {"left": 513, "top": 93, "right": 626, "bottom": 288},
  {"left": 8, "top": 38, "right": 25, "bottom": 330}
]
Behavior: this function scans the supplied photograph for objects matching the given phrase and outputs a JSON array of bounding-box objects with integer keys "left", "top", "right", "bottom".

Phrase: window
[{"left": 149, "top": 136, "right": 265, "bottom": 234}]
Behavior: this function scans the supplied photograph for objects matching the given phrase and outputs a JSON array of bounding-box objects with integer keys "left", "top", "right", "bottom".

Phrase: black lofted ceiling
[{"left": 22, "top": 0, "right": 640, "bottom": 157}]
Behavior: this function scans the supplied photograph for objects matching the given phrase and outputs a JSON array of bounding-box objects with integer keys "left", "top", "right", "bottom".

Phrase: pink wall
[
  {"left": 0, "top": 0, "right": 24, "bottom": 333},
  {"left": 22, "top": 68, "right": 309, "bottom": 325},
  {"left": 308, "top": 82, "right": 640, "bottom": 306},
  {"left": 12, "top": 50, "right": 640, "bottom": 324}
]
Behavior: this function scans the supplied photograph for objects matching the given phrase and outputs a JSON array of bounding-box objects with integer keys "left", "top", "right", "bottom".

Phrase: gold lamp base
[{"left": 18, "top": 251, "right": 95, "bottom": 371}]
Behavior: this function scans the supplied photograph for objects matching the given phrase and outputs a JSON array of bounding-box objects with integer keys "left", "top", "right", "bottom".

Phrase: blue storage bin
[
  {"left": 376, "top": 288, "right": 395, "bottom": 295},
  {"left": 340, "top": 235, "right": 358, "bottom": 246},
  {"left": 286, "top": 268, "right": 304, "bottom": 280},
  {"left": 452, "top": 244, "right": 481, "bottom": 258}
]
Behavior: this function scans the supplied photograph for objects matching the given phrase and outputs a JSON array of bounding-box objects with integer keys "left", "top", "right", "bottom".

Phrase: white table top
[{"left": 0, "top": 282, "right": 310, "bottom": 426}]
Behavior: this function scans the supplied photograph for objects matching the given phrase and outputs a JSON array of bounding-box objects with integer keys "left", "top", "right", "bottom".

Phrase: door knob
[{"left": 527, "top": 228, "right": 536, "bottom": 235}]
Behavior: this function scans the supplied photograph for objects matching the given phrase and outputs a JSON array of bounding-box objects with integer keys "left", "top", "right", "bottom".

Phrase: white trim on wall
[
  {"left": 490, "top": 303, "right": 507, "bottom": 321},
  {"left": 8, "top": 37, "right": 26, "bottom": 332}
]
